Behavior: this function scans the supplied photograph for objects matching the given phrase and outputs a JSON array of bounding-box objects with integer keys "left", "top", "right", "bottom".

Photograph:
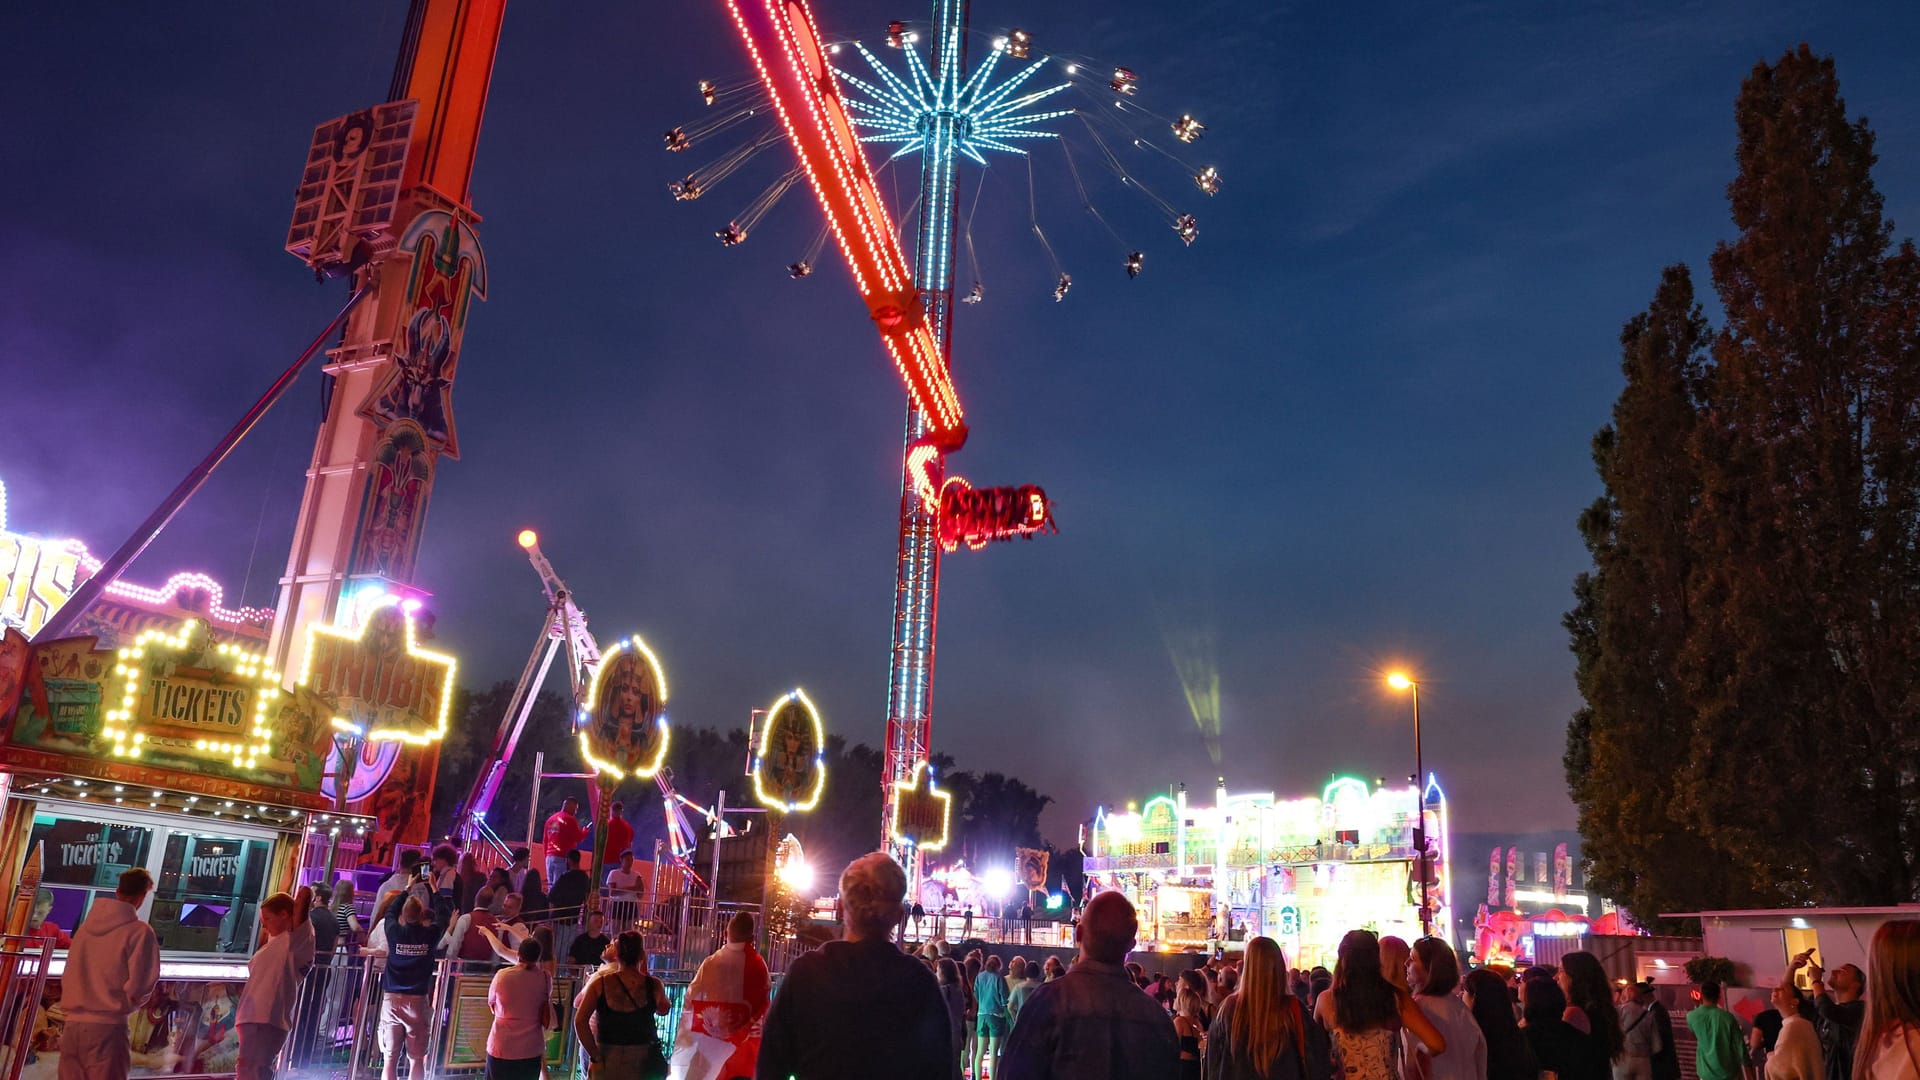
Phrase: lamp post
[{"left": 1386, "top": 672, "right": 1429, "bottom": 938}]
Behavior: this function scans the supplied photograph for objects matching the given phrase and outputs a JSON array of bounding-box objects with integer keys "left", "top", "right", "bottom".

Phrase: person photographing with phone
[{"left": 1791, "top": 950, "right": 1865, "bottom": 1080}]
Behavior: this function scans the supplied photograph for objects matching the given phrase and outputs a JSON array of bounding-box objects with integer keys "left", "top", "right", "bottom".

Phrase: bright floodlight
[
  {"left": 516, "top": 529, "right": 539, "bottom": 549},
  {"left": 777, "top": 857, "right": 815, "bottom": 893},
  {"left": 982, "top": 867, "right": 1015, "bottom": 901},
  {"left": 1386, "top": 672, "right": 1415, "bottom": 691}
]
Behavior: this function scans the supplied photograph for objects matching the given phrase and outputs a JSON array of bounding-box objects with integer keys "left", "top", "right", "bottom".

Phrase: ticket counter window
[
  {"left": 25, "top": 812, "right": 155, "bottom": 942},
  {"left": 153, "top": 833, "right": 272, "bottom": 953},
  {"left": 25, "top": 801, "right": 281, "bottom": 955}
]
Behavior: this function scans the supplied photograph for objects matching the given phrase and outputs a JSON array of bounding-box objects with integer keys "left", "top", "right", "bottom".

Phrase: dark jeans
[{"left": 486, "top": 1053, "right": 543, "bottom": 1080}]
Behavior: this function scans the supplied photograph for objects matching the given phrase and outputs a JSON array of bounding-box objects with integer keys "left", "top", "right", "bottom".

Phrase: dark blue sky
[{"left": 6, "top": 2, "right": 1918, "bottom": 843}]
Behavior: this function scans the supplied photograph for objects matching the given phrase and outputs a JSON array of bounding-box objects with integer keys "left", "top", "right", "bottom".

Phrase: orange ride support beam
[{"left": 723, "top": 0, "right": 969, "bottom": 452}]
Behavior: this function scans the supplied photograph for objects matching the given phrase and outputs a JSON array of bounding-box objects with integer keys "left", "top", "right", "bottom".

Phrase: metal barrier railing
[
  {"left": 271, "top": 952, "right": 695, "bottom": 1079},
  {"left": 0, "top": 935, "right": 54, "bottom": 1080}
]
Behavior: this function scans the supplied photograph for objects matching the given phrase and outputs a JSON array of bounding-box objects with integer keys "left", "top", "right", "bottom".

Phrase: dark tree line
[
  {"left": 1568, "top": 45, "right": 1920, "bottom": 924},
  {"left": 429, "top": 682, "right": 1073, "bottom": 890}
]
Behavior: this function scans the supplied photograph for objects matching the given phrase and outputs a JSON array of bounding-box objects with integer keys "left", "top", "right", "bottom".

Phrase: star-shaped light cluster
[{"left": 836, "top": 32, "right": 1073, "bottom": 164}]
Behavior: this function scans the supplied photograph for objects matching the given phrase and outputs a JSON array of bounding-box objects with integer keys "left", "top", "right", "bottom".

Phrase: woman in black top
[
  {"left": 1522, "top": 977, "right": 1610, "bottom": 1080},
  {"left": 1464, "top": 968, "right": 1538, "bottom": 1080},
  {"left": 574, "top": 931, "right": 671, "bottom": 1078}
]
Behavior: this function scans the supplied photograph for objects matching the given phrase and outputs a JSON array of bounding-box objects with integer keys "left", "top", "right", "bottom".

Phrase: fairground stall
[
  {"left": 0, "top": 482, "right": 453, "bottom": 1078},
  {"left": 1081, "top": 776, "right": 1453, "bottom": 968}
]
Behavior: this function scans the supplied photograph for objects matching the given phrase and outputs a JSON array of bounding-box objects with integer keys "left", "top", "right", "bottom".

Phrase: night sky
[{"left": 6, "top": 2, "right": 1919, "bottom": 845}]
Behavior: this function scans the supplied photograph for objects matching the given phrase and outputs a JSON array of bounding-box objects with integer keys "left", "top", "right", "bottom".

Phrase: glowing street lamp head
[
  {"left": 516, "top": 529, "right": 539, "bottom": 550},
  {"left": 1386, "top": 672, "right": 1415, "bottom": 691}
]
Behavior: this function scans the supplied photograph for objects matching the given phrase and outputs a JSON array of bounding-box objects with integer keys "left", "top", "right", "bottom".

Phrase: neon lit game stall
[
  {"left": 1081, "top": 775, "right": 1453, "bottom": 968},
  {"left": 0, "top": 479, "right": 459, "bottom": 1078}
]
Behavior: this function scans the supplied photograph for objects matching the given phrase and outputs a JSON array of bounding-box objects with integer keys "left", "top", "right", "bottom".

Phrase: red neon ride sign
[{"left": 725, "top": 0, "right": 968, "bottom": 451}]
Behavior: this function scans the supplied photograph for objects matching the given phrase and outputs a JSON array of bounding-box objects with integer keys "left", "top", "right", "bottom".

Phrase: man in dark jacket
[
  {"left": 999, "top": 890, "right": 1180, "bottom": 1080},
  {"left": 757, "top": 852, "right": 951, "bottom": 1080},
  {"left": 1804, "top": 956, "right": 1865, "bottom": 1080},
  {"left": 378, "top": 893, "right": 447, "bottom": 1080}
]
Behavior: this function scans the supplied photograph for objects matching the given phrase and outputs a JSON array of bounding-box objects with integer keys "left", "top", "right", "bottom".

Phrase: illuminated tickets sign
[
  {"left": 578, "top": 636, "right": 670, "bottom": 781},
  {"left": 111, "top": 620, "right": 279, "bottom": 769},
  {"left": 751, "top": 688, "right": 826, "bottom": 813},
  {"left": 889, "top": 760, "right": 951, "bottom": 852},
  {"left": 298, "top": 597, "right": 456, "bottom": 744}
]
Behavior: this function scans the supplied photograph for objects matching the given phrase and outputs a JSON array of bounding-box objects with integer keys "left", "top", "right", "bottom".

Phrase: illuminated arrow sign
[
  {"left": 297, "top": 597, "right": 457, "bottom": 745},
  {"left": 888, "top": 759, "right": 952, "bottom": 852}
]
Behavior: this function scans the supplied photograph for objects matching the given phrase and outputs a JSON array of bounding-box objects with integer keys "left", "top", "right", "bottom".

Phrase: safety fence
[
  {"left": 0, "top": 935, "right": 54, "bottom": 1080},
  {"left": 273, "top": 953, "right": 692, "bottom": 1079}
]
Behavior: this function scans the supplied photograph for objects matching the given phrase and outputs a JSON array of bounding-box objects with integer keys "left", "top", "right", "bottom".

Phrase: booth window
[
  {"left": 26, "top": 812, "right": 155, "bottom": 938},
  {"left": 153, "top": 833, "right": 273, "bottom": 953}
]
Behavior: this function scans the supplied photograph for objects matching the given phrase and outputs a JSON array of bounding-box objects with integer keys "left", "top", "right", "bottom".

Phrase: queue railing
[{"left": 0, "top": 934, "right": 54, "bottom": 1080}]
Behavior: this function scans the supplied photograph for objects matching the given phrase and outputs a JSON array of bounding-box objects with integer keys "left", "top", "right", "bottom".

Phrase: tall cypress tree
[
  {"left": 1684, "top": 45, "right": 1890, "bottom": 904},
  {"left": 1571, "top": 46, "right": 1920, "bottom": 914},
  {"left": 1567, "top": 266, "right": 1738, "bottom": 923}
]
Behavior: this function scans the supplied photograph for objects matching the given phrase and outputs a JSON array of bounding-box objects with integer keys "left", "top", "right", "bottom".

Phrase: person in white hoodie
[
  {"left": 59, "top": 867, "right": 161, "bottom": 1080},
  {"left": 236, "top": 886, "right": 318, "bottom": 1080}
]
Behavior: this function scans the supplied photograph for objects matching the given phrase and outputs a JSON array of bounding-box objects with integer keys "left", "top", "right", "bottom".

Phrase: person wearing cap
[{"left": 1618, "top": 981, "right": 1666, "bottom": 1080}]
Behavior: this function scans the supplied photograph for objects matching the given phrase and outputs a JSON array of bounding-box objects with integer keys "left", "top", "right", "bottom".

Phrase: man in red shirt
[
  {"left": 542, "top": 796, "right": 588, "bottom": 888},
  {"left": 602, "top": 800, "right": 635, "bottom": 871}
]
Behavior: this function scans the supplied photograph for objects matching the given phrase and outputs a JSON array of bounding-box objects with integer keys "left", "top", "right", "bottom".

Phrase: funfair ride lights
[{"left": 1081, "top": 775, "right": 1452, "bottom": 967}]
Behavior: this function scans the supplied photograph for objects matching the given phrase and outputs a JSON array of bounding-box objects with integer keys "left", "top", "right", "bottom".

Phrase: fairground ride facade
[{"left": 1082, "top": 775, "right": 1453, "bottom": 968}]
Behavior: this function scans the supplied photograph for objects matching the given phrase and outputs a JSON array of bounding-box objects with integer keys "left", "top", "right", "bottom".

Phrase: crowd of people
[
  {"left": 750, "top": 852, "right": 1920, "bottom": 1080},
  {"left": 42, "top": 826, "right": 1920, "bottom": 1080}
]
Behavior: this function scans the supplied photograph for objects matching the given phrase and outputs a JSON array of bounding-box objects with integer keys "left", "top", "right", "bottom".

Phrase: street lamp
[{"left": 1386, "top": 671, "right": 1429, "bottom": 938}]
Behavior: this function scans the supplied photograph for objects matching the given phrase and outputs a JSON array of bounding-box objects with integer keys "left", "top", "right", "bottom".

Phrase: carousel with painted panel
[{"left": 1080, "top": 775, "right": 1453, "bottom": 968}]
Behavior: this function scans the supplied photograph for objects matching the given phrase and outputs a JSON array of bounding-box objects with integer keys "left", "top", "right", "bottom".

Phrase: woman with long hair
[
  {"left": 1463, "top": 968, "right": 1537, "bottom": 1080},
  {"left": 1207, "top": 936, "right": 1333, "bottom": 1080},
  {"left": 1854, "top": 920, "right": 1920, "bottom": 1080},
  {"left": 1314, "top": 930, "right": 1444, "bottom": 1080},
  {"left": 573, "top": 931, "right": 671, "bottom": 1079},
  {"left": 1174, "top": 969, "right": 1209, "bottom": 1080},
  {"left": 1407, "top": 937, "right": 1486, "bottom": 1080},
  {"left": 937, "top": 958, "right": 969, "bottom": 1080},
  {"left": 1559, "top": 950, "right": 1624, "bottom": 1066},
  {"left": 1522, "top": 976, "right": 1608, "bottom": 1080}
]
